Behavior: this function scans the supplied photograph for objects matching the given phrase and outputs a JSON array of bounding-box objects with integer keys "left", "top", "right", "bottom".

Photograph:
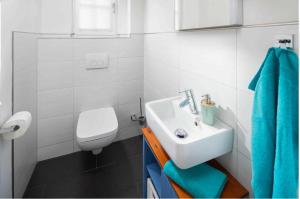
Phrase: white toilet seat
[
  {"left": 76, "top": 107, "right": 118, "bottom": 154},
  {"left": 77, "top": 107, "right": 118, "bottom": 143}
]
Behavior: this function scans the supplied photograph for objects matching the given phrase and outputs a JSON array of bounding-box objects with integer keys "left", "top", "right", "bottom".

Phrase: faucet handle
[{"left": 179, "top": 89, "right": 192, "bottom": 94}]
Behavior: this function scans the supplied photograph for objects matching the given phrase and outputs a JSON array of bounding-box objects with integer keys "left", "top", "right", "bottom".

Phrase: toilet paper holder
[
  {"left": 0, "top": 125, "right": 20, "bottom": 135},
  {"left": 0, "top": 111, "right": 32, "bottom": 140}
]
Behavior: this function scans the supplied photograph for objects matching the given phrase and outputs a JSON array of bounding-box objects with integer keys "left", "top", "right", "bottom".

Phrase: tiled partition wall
[
  {"left": 143, "top": 0, "right": 298, "bottom": 195},
  {"left": 37, "top": 35, "right": 144, "bottom": 161},
  {"left": 13, "top": 32, "right": 38, "bottom": 198}
]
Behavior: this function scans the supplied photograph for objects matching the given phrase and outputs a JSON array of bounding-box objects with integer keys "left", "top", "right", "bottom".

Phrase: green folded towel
[{"left": 163, "top": 160, "right": 227, "bottom": 198}]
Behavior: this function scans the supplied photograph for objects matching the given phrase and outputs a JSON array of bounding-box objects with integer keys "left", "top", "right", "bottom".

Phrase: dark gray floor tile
[
  {"left": 23, "top": 184, "right": 46, "bottom": 198},
  {"left": 97, "top": 136, "right": 143, "bottom": 167},
  {"left": 136, "top": 180, "right": 143, "bottom": 198},
  {"left": 24, "top": 135, "right": 143, "bottom": 198},
  {"left": 44, "top": 169, "right": 112, "bottom": 198},
  {"left": 106, "top": 184, "right": 140, "bottom": 198},
  {"left": 28, "top": 151, "right": 97, "bottom": 188}
]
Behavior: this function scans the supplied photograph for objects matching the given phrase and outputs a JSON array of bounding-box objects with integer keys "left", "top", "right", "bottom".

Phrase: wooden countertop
[{"left": 142, "top": 127, "right": 249, "bottom": 198}]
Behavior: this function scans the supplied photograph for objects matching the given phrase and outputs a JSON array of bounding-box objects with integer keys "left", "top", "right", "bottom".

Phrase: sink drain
[{"left": 174, "top": 128, "right": 188, "bottom": 139}]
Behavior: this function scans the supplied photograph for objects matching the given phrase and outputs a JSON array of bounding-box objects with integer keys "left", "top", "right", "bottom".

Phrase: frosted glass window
[{"left": 75, "top": 0, "right": 116, "bottom": 34}]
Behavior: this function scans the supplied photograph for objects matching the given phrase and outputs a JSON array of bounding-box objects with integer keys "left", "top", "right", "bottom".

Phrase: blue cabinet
[{"left": 143, "top": 137, "right": 178, "bottom": 198}]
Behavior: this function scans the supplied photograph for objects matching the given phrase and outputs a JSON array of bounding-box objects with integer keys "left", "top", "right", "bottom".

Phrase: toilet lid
[{"left": 77, "top": 107, "right": 118, "bottom": 143}]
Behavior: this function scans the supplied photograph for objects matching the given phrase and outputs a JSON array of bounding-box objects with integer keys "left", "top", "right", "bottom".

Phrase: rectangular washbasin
[{"left": 145, "top": 96, "right": 234, "bottom": 169}]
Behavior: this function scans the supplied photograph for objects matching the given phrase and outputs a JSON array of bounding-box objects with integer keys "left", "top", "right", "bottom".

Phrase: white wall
[
  {"left": 0, "top": 0, "right": 40, "bottom": 197},
  {"left": 143, "top": 0, "right": 298, "bottom": 196},
  {"left": 40, "top": 0, "right": 73, "bottom": 34},
  {"left": 37, "top": 0, "right": 144, "bottom": 161},
  {"left": 13, "top": 32, "right": 38, "bottom": 198},
  {"left": 144, "top": 0, "right": 175, "bottom": 33},
  {"left": 37, "top": 36, "right": 144, "bottom": 161},
  {"left": 243, "top": 0, "right": 298, "bottom": 25}
]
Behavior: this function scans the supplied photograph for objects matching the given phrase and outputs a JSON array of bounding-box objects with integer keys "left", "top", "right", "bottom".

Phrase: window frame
[{"left": 73, "top": 0, "right": 117, "bottom": 36}]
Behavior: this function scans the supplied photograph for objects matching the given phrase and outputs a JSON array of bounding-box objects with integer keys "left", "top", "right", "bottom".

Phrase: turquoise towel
[
  {"left": 249, "top": 47, "right": 298, "bottom": 198},
  {"left": 163, "top": 161, "right": 227, "bottom": 198}
]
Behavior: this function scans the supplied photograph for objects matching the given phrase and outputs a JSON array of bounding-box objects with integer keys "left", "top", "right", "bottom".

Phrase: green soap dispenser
[{"left": 201, "top": 94, "right": 216, "bottom": 126}]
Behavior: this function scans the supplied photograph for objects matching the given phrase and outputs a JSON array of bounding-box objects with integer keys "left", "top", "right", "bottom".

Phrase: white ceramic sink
[{"left": 145, "top": 96, "right": 234, "bottom": 169}]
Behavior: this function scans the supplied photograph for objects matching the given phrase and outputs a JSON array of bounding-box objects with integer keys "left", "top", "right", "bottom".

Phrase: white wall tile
[
  {"left": 144, "top": 33, "right": 180, "bottom": 68},
  {"left": 38, "top": 115, "right": 74, "bottom": 147},
  {"left": 73, "top": 113, "right": 81, "bottom": 153},
  {"left": 38, "top": 88, "right": 73, "bottom": 119},
  {"left": 118, "top": 35, "right": 144, "bottom": 58},
  {"left": 13, "top": 162, "right": 35, "bottom": 198},
  {"left": 237, "top": 25, "right": 299, "bottom": 91},
  {"left": 14, "top": 81, "right": 37, "bottom": 114},
  {"left": 38, "top": 141, "right": 74, "bottom": 161},
  {"left": 143, "top": 33, "right": 180, "bottom": 100},
  {"left": 243, "top": 0, "right": 298, "bottom": 25},
  {"left": 144, "top": 0, "right": 175, "bottom": 33},
  {"left": 179, "top": 30, "right": 236, "bottom": 87},
  {"left": 38, "top": 61, "right": 73, "bottom": 91},
  {"left": 13, "top": 34, "right": 37, "bottom": 68},
  {"left": 116, "top": 124, "right": 142, "bottom": 141},
  {"left": 144, "top": 61, "right": 180, "bottom": 98},
  {"left": 74, "top": 86, "right": 117, "bottom": 113},
  {"left": 12, "top": 33, "right": 38, "bottom": 198},
  {"left": 117, "top": 80, "right": 144, "bottom": 105},
  {"left": 144, "top": 82, "right": 165, "bottom": 102},
  {"left": 38, "top": 39, "right": 73, "bottom": 62},
  {"left": 118, "top": 103, "right": 141, "bottom": 129},
  {"left": 116, "top": 57, "right": 144, "bottom": 82},
  {"left": 237, "top": 89, "right": 253, "bottom": 159},
  {"left": 73, "top": 142, "right": 81, "bottom": 153},
  {"left": 73, "top": 38, "right": 118, "bottom": 60},
  {"left": 217, "top": 148, "right": 238, "bottom": 179},
  {"left": 238, "top": 152, "right": 253, "bottom": 196},
  {"left": 73, "top": 59, "right": 117, "bottom": 87},
  {"left": 2, "top": 1, "right": 41, "bottom": 195}
]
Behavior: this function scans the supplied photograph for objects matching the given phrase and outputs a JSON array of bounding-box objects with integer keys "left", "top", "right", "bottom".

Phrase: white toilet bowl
[{"left": 76, "top": 107, "right": 118, "bottom": 155}]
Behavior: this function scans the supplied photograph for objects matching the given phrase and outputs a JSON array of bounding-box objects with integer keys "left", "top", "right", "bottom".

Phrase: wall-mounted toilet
[{"left": 76, "top": 107, "right": 118, "bottom": 155}]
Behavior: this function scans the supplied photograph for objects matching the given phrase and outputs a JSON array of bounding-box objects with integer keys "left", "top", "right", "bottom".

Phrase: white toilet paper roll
[{"left": 1, "top": 111, "right": 32, "bottom": 140}]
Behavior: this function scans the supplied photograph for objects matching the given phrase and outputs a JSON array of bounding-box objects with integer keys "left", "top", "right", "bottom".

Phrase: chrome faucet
[{"left": 179, "top": 89, "right": 199, "bottom": 115}]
